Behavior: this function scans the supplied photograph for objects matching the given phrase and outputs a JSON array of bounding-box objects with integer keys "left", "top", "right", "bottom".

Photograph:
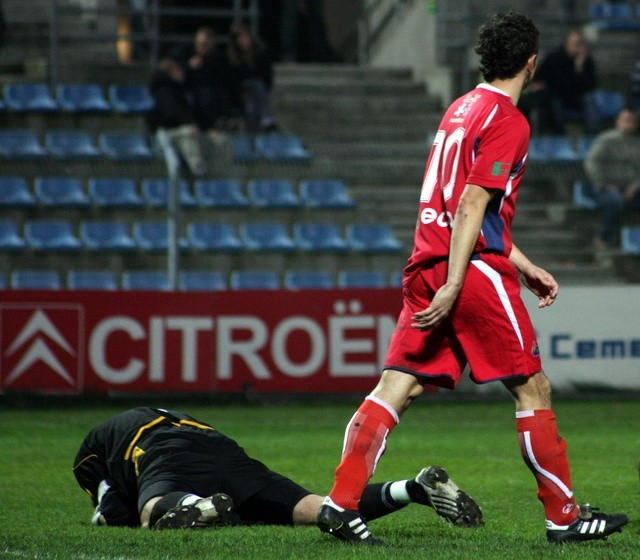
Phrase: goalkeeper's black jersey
[{"left": 72, "top": 407, "right": 219, "bottom": 505}]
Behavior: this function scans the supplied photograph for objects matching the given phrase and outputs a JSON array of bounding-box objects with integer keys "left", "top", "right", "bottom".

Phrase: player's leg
[
  {"left": 317, "top": 369, "right": 423, "bottom": 543},
  {"left": 504, "top": 372, "right": 627, "bottom": 542}
]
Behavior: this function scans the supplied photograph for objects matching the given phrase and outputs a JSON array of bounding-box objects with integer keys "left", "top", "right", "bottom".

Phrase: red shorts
[{"left": 384, "top": 253, "right": 542, "bottom": 389}]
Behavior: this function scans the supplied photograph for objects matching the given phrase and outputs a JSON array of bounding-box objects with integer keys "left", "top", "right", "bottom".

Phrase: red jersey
[{"left": 405, "top": 83, "right": 530, "bottom": 273}]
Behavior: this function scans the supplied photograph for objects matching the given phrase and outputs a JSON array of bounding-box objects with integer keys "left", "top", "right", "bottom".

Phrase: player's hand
[
  {"left": 519, "top": 265, "right": 558, "bottom": 308},
  {"left": 411, "top": 283, "right": 459, "bottom": 330}
]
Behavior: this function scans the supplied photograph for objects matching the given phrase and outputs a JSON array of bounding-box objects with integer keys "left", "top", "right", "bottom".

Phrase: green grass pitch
[{"left": 0, "top": 399, "right": 637, "bottom": 560}]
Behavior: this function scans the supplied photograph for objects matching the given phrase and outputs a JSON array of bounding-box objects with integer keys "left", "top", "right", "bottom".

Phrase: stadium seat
[
  {"left": 99, "top": 132, "right": 154, "bottom": 160},
  {"left": 186, "top": 222, "right": 244, "bottom": 251},
  {"left": 122, "top": 270, "right": 171, "bottom": 291},
  {"left": 230, "top": 270, "right": 280, "bottom": 290},
  {"left": 108, "top": 84, "right": 155, "bottom": 113},
  {"left": 240, "top": 222, "right": 297, "bottom": 251},
  {"left": 56, "top": 83, "right": 111, "bottom": 113},
  {"left": 11, "top": 270, "right": 62, "bottom": 290},
  {"left": 3, "top": 83, "right": 58, "bottom": 112},
  {"left": 299, "top": 179, "right": 356, "bottom": 209},
  {"left": 572, "top": 180, "right": 598, "bottom": 210},
  {"left": 67, "top": 270, "right": 118, "bottom": 290},
  {"left": 80, "top": 220, "right": 137, "bottom": 251},
  {"left": 232, "top": 135, "right": 261, "bottom": 163},
  {"left": 35, "top": 177, "right": 89, "bottom": 207},
  {"left": 346, "top": 223, "right": 403, "bottom": 253},
  {"left": 0, "top": 130, "right": 48, "bottom": 158},
  {"left": 194, "top": 179, "right": 249, "bottom": 208},
  {"left": 576, "top": 136, "right": 595, "bottom": 159},
  {"left": 0, "top": 273, "right": 5, "bottom": 289},
  {"left": 141, "top": 178, "right": 197, "bottom": 207},
  {"left": 24, "top": 220, "right": 82, "bottom": 250},
  {"left": 179, "top": 270, "right": 227, "bottom": 291},
  {"left": 284, "top": 270, "right": 334, "bottom": 290},
  {"left": 255, "top": 133, "right": 312, "bottom": 163},
  {"left": 528, "top": 135, "right": 579, "bottom": 162},
  {"left": 0, "top": 220, "right": 27, "bottom": 250},
  {"left": 593, "top": 90, "right": 625, "bottom": 122},
  {"left": 621, "top": 226, "right": 640, "bottom": 253},
  {"left": 0, "top": 176, "right": 36, "bottom": 206},
  {"left": 133, "top": 221, "right": 172, "bottom": 251},
  {"left": 88, "top": 177, "right": 144, "bottom": 207},
  {"left": 590, "top": 2, "right": 639, "bottom": 30},
  {"left": 337, "top": 270, "right": 387, "bottom": 289},
  {"left": 293, "top": 222, "right": 349, "bottom": 252},
  {"left": 45, "top": 130, "right": 101, "bottom": 159},
  {"left": 389, "top": 270, "right": 403, "bottom": 288},
  {"left": 247, "top": 179, "right": 302, "bottom": 208}
]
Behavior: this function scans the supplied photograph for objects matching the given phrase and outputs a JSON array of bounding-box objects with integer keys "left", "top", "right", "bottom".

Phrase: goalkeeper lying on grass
[{"left": 73, "top": 407, "right": 483, "bottom": 530}]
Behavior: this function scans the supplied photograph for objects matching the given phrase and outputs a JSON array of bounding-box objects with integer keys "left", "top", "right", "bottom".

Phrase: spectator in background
[
  {"left": 147, "top": 58, "right": 207, "bottom": 177},
  {"left": 172, "top": 26, "right": 230, "bottom": 139},
  {"left": 519, "top": 29, "right": 599, "bottom": 134},
  {"left": 584, "top": 107, "right": 640, "bottom": 263},
  {"left": 227, "top": 21, "right": 278, "bottom": 135}
]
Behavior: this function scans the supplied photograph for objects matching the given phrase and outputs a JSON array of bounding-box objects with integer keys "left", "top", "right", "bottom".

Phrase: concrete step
[{"left": 274, "top": 63, "right": 415, "bottom": 82}]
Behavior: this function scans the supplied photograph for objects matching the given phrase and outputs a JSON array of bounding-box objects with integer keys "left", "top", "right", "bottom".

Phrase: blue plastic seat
[
  {"left": 621, "top": 226, "right": 640, "bottom": 253},
  {"left": 593, "top": 90, "right": 625, "bottom": 122},
  {"left": 230, "top": 270, "right": 280, "bottom": 290},
  {"left": 24, "top": 220, "right": 82, "bottom": 250},
  {"left": 57, "top": 83, "right": 111, "bottom": 113},
  {"left": 0, "top": 176, "right": 36, "bottom": 206},
  {"left": 187, "top": 222, "right": 244, "bottom": 251},
  {"left": 45, "top": 130, "right": 101, "bottom": 159},
  {"left": 299, "top": 179, "right": 356, "bottom": 209},
  {"left": 284, "top": 270, "right": 334, "bottom": 290},
  {"left": 133, "top": 221, "right": 171, "bottom": 251},
  {"left": 293, "top": 222, "right": 349, "bottom": 252},
  {"left": 247, "top": 179, "right": 302, "bottom": 208},
  {"left": 240, "top": 222, "right": 296, "bottom": 251},
  {"left": 141, "top": 178, "right": 197, "bottom": 207},
  {"left": 88, "top": 177, "right": 144, "bottom": 207},
  {"left": 0, "top": 220, "right": 27, "bottom": 250},
  {"left": 346, "top": 223, "right": 403, "bottom": 253},
  {"left": 80, "top": 220, "right": 136, "bottom": 251},
  {"left": 338, "top": 271, "right": 387, "bottom": 289},
  {"left": 590, "top": 2, "right": 639, "bottom": 29},
  {"left": 99, "top": 132, "right": 154, "bottom": 160},
  {"left": 67, "top": 270, "right": 118, "bottom": 290},
  {"left": 11, "top": 270, "right": 62, "bottom": 290},
  {"left": 34, "top": 177, "right": 89, "bottom": 207},
  {"left": 528, "top": 136, "right": 579, "bottom": 162},
  {"left": 389, "top": 270, "right": 403, "bottom": 288},
  {"left": 194, "top": 179, "right": 249, "bottom": 208},
  {"left": 232, "top": 135, "right": 261, "bottom": 163},
  {"left": 122, "top": 270, "right": 170, "bottom": 291},
  {"left": 179, "top": 270, "right": 227, "bottom": 291},
  {"left": 572, "top": 180, "right": 598, "bottom": 210},
  {"left": 255, "top": 133, "right": 312, "bottom": 163},
  {"left": 0, "top": 130, "right": 47, "bottom": 158},
  {"left": 109, "top": 84, "right": 155, "bottom": 113},
  {"left": 3, "top": 83, "right": 58, "bottom": 112}
]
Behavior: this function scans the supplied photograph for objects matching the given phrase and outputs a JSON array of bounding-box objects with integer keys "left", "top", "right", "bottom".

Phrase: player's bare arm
[
  {"left": 509, "top": 243, "right": 558, "bottom": 308},
  {"left": 412, "top": 183, "right": 494, "bottom": 330}
]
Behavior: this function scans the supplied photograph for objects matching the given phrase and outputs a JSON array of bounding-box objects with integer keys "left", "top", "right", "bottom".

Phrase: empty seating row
[
  {"left": 2, "top": 269, "right": 403, "bottom": 291},
  {"left": 233, "top": 133, "right": 312, "bottom": 164},
  {"left": 0, "top": 220, "right": 403, "bottom": 254},
  {"left": 1, "top": 83, "right": 154, "bottom": 114},
  {"left": 590, "top": 2, "right": 640, "bottom": 30},
  {"left": 0, "top": 176, "right": 356, "bottom": 210},
  {"left": 0, "top": 129, "right": 155, "bottom": 160}
]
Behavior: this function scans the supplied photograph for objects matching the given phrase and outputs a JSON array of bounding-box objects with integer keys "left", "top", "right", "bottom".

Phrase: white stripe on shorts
[{"left": 470, "top": 259, "right": 524, "bottom": 349}]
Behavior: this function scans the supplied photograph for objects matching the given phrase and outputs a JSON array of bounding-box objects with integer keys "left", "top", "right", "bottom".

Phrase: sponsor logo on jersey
[{"left": 0, "top": 306, "right": 83, "bottom": 393}]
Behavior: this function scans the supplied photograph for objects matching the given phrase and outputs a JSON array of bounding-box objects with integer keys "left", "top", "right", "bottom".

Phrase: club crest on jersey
[{"left": 452, "top": 93, "right": 481, "bottom": 121}]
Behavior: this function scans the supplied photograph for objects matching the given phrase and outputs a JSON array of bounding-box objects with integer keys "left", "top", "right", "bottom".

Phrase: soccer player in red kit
[{"left": 317, "top": 12, "right": 628, "bottom": 545}]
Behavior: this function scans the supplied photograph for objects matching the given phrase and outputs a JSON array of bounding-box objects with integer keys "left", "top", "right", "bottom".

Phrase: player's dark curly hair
[{"left": 475, "top": 12, "right": 539, "bottom": 82}]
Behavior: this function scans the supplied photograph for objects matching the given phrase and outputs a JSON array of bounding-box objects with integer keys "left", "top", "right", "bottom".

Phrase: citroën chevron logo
[{"left": 1, "top": 305, "right": 83, "bottom": 393}]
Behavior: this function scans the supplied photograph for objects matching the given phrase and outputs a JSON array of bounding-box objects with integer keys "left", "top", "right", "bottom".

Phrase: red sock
[
  {"left": 328, "top": 396, "right": 399, "bottom": 510},
  {"left": 516, "top": 409, "right": 577, "bottom": 525}
]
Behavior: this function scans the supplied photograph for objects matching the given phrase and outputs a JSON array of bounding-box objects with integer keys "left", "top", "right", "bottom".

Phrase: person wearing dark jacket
[
  {"left": 227, "top": 21, "right": 278, "bottom": 135},
  {"left": 147, "top": 58, "right": 206, "bottom": 176}
]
